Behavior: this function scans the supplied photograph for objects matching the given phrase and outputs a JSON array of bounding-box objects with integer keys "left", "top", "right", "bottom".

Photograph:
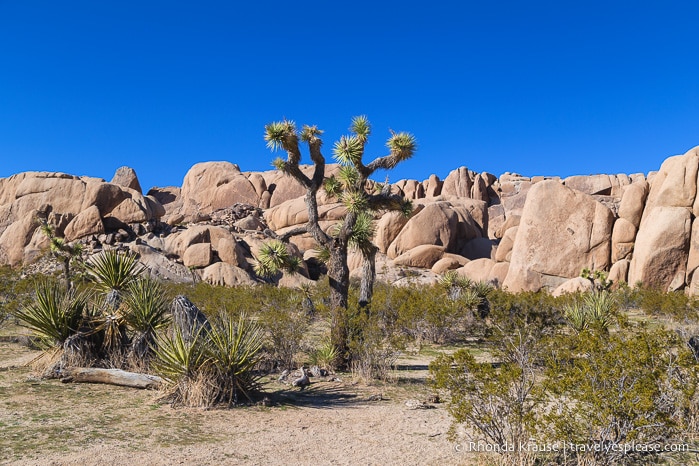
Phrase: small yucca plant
[
  {"left": 154, "top": 313, "right": 264, "bottom": 407},
  {"left": 254, "top": 240, "right": 300, "bottom": 279},
  {"left": 310, "top": 340, "right": 338, "bottom": 372},
  {"left": 123, "top": 277, "right": 171, "bottom": 365},
  {"left": 14, "top": 280, "right": 88, "bottom": 347},
  {"left": 206, "top": 313, "right": 264, "bottom": 405},
  {"left": 86, "top": 249, "right": 144, "bottom": 296}
]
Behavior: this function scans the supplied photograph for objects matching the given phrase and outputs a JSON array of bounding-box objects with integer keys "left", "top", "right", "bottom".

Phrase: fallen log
[{"left": 60, "top": 367, "right": 164, "bottom": 389}]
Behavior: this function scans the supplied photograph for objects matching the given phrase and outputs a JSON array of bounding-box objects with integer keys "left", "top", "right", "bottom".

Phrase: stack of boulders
[{"left": 2, "top": 146, "right": 699, "bottom": 294}]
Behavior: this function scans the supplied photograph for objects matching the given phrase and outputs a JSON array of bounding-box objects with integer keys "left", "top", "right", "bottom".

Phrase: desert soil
[{"left": 0, "top": 338, "right": 468, "bottom": 466}]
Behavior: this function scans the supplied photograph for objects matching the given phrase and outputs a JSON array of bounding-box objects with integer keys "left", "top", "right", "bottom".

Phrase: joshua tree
[
  {"left": 260, "top": 116, "right": 415, "bottom": 364},
  {"left": 39, "top": 221, "right": 83, "bottom": 288}
]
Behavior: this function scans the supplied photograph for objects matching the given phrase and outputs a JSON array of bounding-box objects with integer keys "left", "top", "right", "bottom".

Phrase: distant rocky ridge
[{"left": 2, "top": 146, "right": 699, "bottom": 294}]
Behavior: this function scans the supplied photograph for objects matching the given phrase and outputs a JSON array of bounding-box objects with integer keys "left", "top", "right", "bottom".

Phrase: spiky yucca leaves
[
  {"left": 207, "top": 313, "right": 264, "bottom": 404},
  {"left": 13, "top": 280, "right": 88, "bottom": 347},
  {"left": 333, "top": 135, "right": 364, "bottom": 165},
  {"left": 264, "top": 120, "right": 297, "bottom": 152},
  {"left": 123, "top": 277, "right": 171, "bottom": 364},
  {"left": 254, "top": 240, "right": 300, "bottom": 279},
  {"left": 564, "top": 291, "right": 616, "bottom": 333},
  {"left": 565, "top": 300, "right": 588, "bottom": 332},
  {"left": 331, "top": 211, "right": 376, "bottom": 255},
  {"left": 323, "top": 175, "right": 343, "bottom": 198},
  {"left": 153, "top": 326, "right": 213, "bottom": 406},
  {"left": 86, "top": 249, "right": 143, "bottom": 295},
  {"left": 350, "top": 115, "right": 371, "bottom": 142},
  {"left": 340, "top": 190, "right": 369, "bottom": 214},
  {"left": 386, "top": 131, "right": 417, "bottom": 165},
  {"left": 154, "top": 314, "right": 264, "bottom": 407}
]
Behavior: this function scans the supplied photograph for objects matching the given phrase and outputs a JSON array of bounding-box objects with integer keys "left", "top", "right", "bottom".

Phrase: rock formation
[{"left": 2, "top": 145, "right": 699, "bottom": 294}]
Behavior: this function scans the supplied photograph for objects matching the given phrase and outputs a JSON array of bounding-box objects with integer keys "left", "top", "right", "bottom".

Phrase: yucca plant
[
  {"left": 206, "top": 313, "right": 264, "bottom": 405},
  {"left": 310, "top": 340, "right": 338, "bottom": 372},
  {"left": 153, "top": 326, "right": 212, "bottom": 407},
  {"left": 583, "top": 291, "right": 616, "bottom": 331},
  {"left": 254, "top": 240, "right": 299, "bottom": 279},
  {"left": 123, "top": 277, "right": 171, "bottom": 365},
  {"left": 14, "top": 279, "right": 88, "bottom": 347},
  {"left": 564, "top": 300, "right": 589, "bottom": 333},
  {"left": 153, "top": 313, "right": 264, "bottom": 407},
  {"left": 40, "top": 221, "right": 84, "bottom": 287},
  {"left": 86, "top": 249, "right": 144, "bottom": 300}
]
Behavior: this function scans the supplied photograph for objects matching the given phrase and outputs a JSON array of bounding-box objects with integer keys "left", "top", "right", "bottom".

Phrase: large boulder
[
  {"left": 502, "top": 180, "right": 614, "bottom": 292},
  {"left": 442, "top": 167, "right": 473, "bottom": 198},
  {"left": 552, "top": 277, "right": 594, "bottom": 297},
  {"left": 618, "top": 181, "right": 649, "bottom": 228},
  {"left": 111, "top": 166, "right": 142, "bottom": 193},
  {"left": 629, "top": 206, "right": 691, "bottom": 290},
  {"left": 393, "top": 245, "right": 445, "bottom": 268},
  {"left": 611, "top": 218, "right": 637, "bottom": 263},
  {"left": 387, "top": 202, "right": 458, "bottom": 259},
  {"left": 200, "top": 263, "right": 256, "bottom": 287},
  {"left": 64, "top": 205, "right": 104, "bottom": 241},
  {"left": 180, "top": 162, "right": 259, "bottom": 221}
]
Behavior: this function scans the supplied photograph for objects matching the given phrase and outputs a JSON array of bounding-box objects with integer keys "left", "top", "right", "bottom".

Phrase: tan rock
[
  {"left": 488, "top": 204, "right": 506, "bottom": 239},
  {"left": 200, "top": 263, "right": 255, "bottom": 287},
  {"left": 431, "top": 253, "right": 469, "bottom": 274},
  {"left": 471, "top": 174, "right": 489, "bottom": 203},
  {"left": 387, "top": 203, "right": 458, "bottom": 259},
  {"left": 617, "top": 181, "right": 649, "bottom": 228},
  {"left": 502, "top": 180, "right": 614, "bottom": 292},
  {"left": 165, "top": 226, "right": 211, "bottom": 257},
  {"left": 552, "top": 277, "right": 594, "bottom": 297},
  {"left": 111, "top": 166, "right": 142, "bottom": 193},
  {"left": 644, "top": 147, "right": 699, "bottom": 214},
  {"left": 402, "top": 180, "right": 424, "bottom": 200},
  {"left": 424, "top": 174, "right": 442, "bottom": 197},
  {"left": 442, "top": 167, "right": 473, "bottom": 198},
  {"left": 495, "top": 226, "right": 518, "bottom": 263},
  {"left": 393, "top": 245, "right": 445, "bottom": 268},
  {"left": 105, "top": 198, "right": 148, "bottom": 224},
  {"left": 246, "top": 173, "right": 267, "bottom": 198},
  {"left": 0, "top": 214, "right": 38, "bottom": 266},
  {"left": 609, "top": 259, "right": 630, "bottom": 287},
  {"left": 564, "top": 175, "right": 612, "bottom": 195},
  {"left": 183, "top": 243, "right": 213, "bottom": 268},
  {"left": 611, "top": 218, "right": 637, "bottom": 262},
  {"left": 180, "top": 162, "right": 259, "bottom": 221},
  {"left": 64, "top": 206, "right": 104, "bottom": 241},
  {"left": 264, "top": 197, "right": 346, "bottom": 230},
  {"left": 629, "top": 206, "right": 691, "bottom": 290},
  {"left": 82, "top": 181, "right": 127, "bottom": 215},
  {"left": 489, "top": 262, "right": 510, "bottom": 287},
  {"left": 130, "top": 244, "right": 195, "bottom": 283},
  {"left": 216, "top": 236, "right": 248, "bottom": 269},
  {"left": 457, "top": 258, "right": 495, "bottom": 283}
]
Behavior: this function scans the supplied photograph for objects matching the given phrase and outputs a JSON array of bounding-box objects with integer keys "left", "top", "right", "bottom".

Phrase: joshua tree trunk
[
  {"left": 359, "top": 245, "right": 378, "bottom": 308},
  {"left": 326, "top": 239, "right": 350, "bottom": 364}
]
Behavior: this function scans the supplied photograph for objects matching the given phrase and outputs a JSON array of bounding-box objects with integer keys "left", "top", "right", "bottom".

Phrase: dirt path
[{"left": 0, "top": 341, "right": 465, "bottom": 465}]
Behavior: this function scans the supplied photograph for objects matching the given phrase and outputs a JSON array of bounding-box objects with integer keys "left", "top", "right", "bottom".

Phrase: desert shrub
[
  {"left": 0, "top": 266, "right": 35, "bottom": 328},
  {"left": 430, "top": 322, "right": 546, "bottom": 466},
  {"left": 542, "top": 326, "right": 698, "bottom": 465},
  {"left": 154, "top": 313, "right": 264, "bottom": 407},
  {"left": 371, "top": 283, "right": 479, "bottom": 346},
  {"left": 348, "top": 304, "right": 400, "bottom": 381},
  {"left": 488, "top": 289, "right": 566, "bottom": 332},
  {"left": 258, "top": 287, "right": 311, "bottom": 371},
  {"left": 634, "top": 287, "right": 699, "bottom": 322}
]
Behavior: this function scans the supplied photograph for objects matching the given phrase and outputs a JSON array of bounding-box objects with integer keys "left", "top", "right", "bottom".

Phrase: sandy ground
[{"left": 0, "top": 339, "right": 467, "bottom": 466}]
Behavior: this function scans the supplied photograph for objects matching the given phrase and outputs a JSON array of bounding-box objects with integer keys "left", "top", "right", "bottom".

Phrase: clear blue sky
[{"left": 1, "top": 1, "right": 697, "bottom": 191}]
